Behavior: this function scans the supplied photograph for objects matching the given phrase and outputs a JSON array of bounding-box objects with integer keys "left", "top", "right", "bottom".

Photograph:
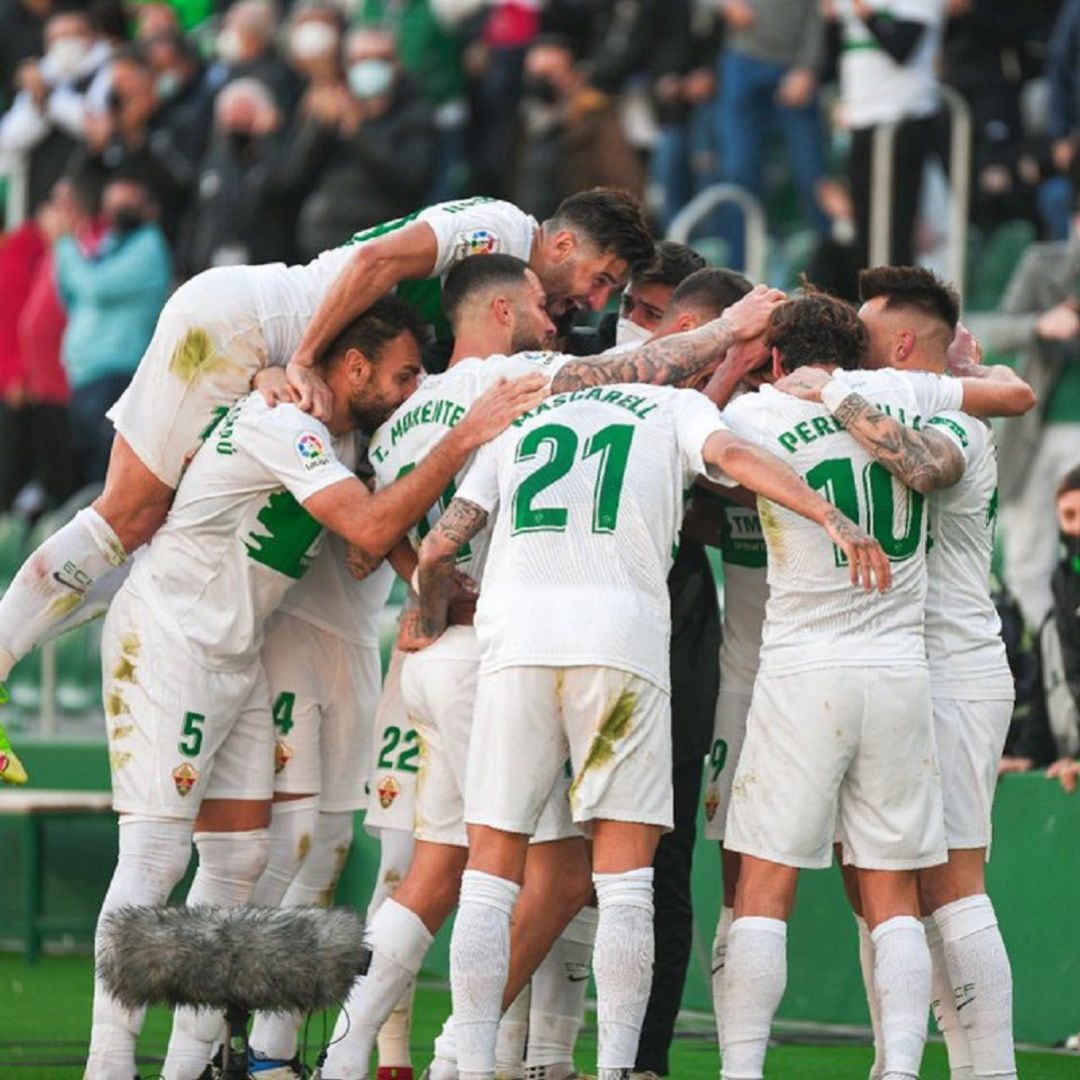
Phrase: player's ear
[
  {"left": 895, "top": 329, "right": 915, "bottom": 364},
  {"left": 771, "top": 346, "right": 784, "bottom": 382},
  {"left": 344, "top": 346, "right": 373, "bottom": 388},
  {"left": 493, "top": 294, "right": 512, "bottom": 327},
  {"left": 549, "top": 228, "right": 576, "bottom": 262}
]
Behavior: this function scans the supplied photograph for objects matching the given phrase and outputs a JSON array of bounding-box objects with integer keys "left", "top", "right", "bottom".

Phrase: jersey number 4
[
  {"left": 512, "top": 422, "right": 635, "bottom": 535},
  {"left": 807, "top": 457, "right": 925, "bottom": 565}
]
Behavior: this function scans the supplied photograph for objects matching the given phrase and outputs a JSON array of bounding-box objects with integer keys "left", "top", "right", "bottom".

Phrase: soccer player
[
  {"left": 718, "top": 292, "right": 1033, "bottom": 1080},
  {"left": 316, "top": 256, "right": 783, "bottom": 1080},
  {"left": 415, "top": 377, "right": 887, "bottom": 1080},
  {"left": 813, "top": 267, "right": 1022, "bottom": 1080},
  {"left": 84, "top": 298, "right": 548, "bottom": 1080},
  {"left": 0, "top": 189, "right": 653, "bottom": 695}
]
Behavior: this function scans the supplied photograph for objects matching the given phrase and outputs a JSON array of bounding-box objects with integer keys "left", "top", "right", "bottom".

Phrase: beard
[
  {"left": 509, "top": 324, "right": 551, "bottom": 353},
  {"left": 349, "top": 393, "right": 396, "bottom": 435}
]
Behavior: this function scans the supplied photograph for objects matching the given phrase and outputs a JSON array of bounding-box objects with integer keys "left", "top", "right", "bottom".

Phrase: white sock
[
  {"left": 855, "top": 915, "right": 887, "bottom": 1080},
  {"left": 371, "top": 827, "right": 417, "bottom": 1071},
  {"left": 926, "top": 916, "right": 973, "bottom": 1079},
  {"left": 592, "top": 868, "right": 654, "bottom": 1073},
  {"left": 935, "top": 896, "right": 1016, "bottom": 1079},
  {"left": 720, "top": 916, "right": 786, "bottom": 1080},
  {"left": 282, "top": 810, "right": 354, "bottom": 907},
  {"left": 495, "top": 987, "right": 530, "bottom": 1078},
  {"left": 249, "top": 796, "right": 320, "bottom": 907},
  {"left": 429, "top": 1015, "right": 458, "bottom": 1079},
  {"left": 871, "top": 916, "right": 931, "bottom": 1080},
  {"left": 162, "top": 829, "right": 270, "bottom": 1080},
  {"left": 321, "top": 898, "right": 434, "bottom": 1079},
  {"left": 526, "top": 905, "right": 598, "bottom": 1068},
  {"left": 85, "top": 817, "right": 192, "bottom": 1080},
  {"left": 711, "top": 905, "right": 735, "bottom": 1046},
  {"left": 0, "top": 506, "right": 126, "bottom": 679},
  {"left": 451, "top": 870, "right": 520, "bottom": 1079}
]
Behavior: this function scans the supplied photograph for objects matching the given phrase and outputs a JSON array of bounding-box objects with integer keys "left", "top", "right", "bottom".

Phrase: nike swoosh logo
[
  {"left": 568, "top": 974, "right": 590, "bottom": 982},
  {"left": 956, "top": 998, "right": 974, "bottom": 1011},
  {"left": 52, "top": 572, "right": 87, "bottom": 595}
]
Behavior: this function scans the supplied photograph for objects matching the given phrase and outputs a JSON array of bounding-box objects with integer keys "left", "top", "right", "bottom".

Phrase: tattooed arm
[
  {"left": 416, "top": 498, "right": 489, "bottom": 642},
  {"left": 549, "top": 284, "right": 785, "bottom": 392},
  {"left": 830, "top": 393, "right": 966, "bottom": 494}
]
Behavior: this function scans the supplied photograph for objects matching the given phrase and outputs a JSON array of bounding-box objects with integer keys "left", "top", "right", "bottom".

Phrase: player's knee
[
  {"left": 194, "top": 828, "right": 271, "bottom": 888},
  {"left": 116, "top": 815, "right": 193, "bottom": 894}
]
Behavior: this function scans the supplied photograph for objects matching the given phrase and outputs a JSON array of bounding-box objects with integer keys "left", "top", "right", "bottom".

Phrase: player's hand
[
  {"left": 945, "top": 321, "right": 983, "bottom": 374},
  {"left": 456, "top": 373, "right": 549, "bottom": 449},
  {"left": 824, "top": 508, "right": 891, "bottom": 593},
  {"left": 1036, "top": 302, "right": 1080, "bottom": 343},
  {"left": 285, "top": 358, "right": 333, "bottom": 421},
  {"left": 720, "top": 284, "right": 786, "bottom": 343},
  {"left": 774, "top": 366, "right": 831, "bottom": 402},
  {"left": 1046, "top": 756, "right": 1080, "bottom": 795},
  {"left": 997, "top": 755, "right": 1033, "bottom": 776},
  {"left": 448, "top": 571, "right": 479, "bottom": 627},
  {"left": 344, "top": 542, "right": 384, "bottom": 581},
  {"left": 776, "top": 66, "right": 816, "bottom": 109},
  {"left": 396, "top": 608, "right": 440, "bottom": 652},
  {"left": 252, "top": 365, "right": 299, "bottom": 408}
]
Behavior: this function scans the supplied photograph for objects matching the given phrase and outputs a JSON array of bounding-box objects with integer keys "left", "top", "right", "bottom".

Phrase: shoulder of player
[{"left": 237, "top": 395, "right": 336, "bottom": 454}]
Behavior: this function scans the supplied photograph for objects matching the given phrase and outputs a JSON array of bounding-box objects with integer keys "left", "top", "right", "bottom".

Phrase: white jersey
[
  {"left": 922, "top": 411, "right": 1012, "bottom": 700},
  {"left": 369, "top": 350, "right": 571, "bottom": 583},
  {"left": 457, "top": 384, "right": 732, "bottom": 691},
  {"left": 128, "top": 394, "right": 355, "bottom": 670},
  {"left": 713, "top": 493, "right": 768, "bottom": 693},
  {"left": 722, "top": 368, "right": 963, "bottom": 676},
  {"left": 247, "top": 198, "right": 538, "bottom": 364}
]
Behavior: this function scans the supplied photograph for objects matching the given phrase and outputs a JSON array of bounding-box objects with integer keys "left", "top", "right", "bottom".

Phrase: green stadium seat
[
  {"left": 54, "top": 621, "right": 103, "bottom": 715},
  {"left": 966, "top": 220, "right": 1035, "bottom": 313},
  {"left": 0, "top": 513, "right": 29, "bottom": 589}
]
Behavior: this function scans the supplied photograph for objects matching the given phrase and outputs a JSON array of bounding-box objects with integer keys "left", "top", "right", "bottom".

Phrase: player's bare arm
[
  {"left": 702, "top": 431, "right": 892, "bottom": 593},
  {"left": 416, "top": 497, "right": 489, "bottom": 641},
  {"left": 305, "top": 375, "right": 546, "bottom": 556},
  {"left": 287, "top": 222, "right": 441, "bottom": 414},
  {"left": 942, "top": 320, "right": 1037, "bottom": 416},
  {"left": 830, "top": 392, "right": 966, "bottom": 495},
  {"left": 550, "top": 285, "right": 785, "bottom": 392},
  {"left": 700, "top": 339, "right": 771, "bottom": 406}
]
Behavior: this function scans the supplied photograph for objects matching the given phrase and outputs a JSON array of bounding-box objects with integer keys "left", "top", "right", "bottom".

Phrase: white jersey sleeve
[
  {"left": 670, "top": 390, "right": 735, "bottom": 484},
  {"left": 420, "top": 198, "right": 538, "bottom": 277},
  {"left": 244, "top": 404, "right": 357, "bottom": 505},
  {"left": 925, "top": 409, "right": 990, "bottom": 463},
  {"left": 455, "top": 441, "right": 502, "bottom": 516},
  {"left": 831, "top": 368, "right": 963, "bottom": 421}
]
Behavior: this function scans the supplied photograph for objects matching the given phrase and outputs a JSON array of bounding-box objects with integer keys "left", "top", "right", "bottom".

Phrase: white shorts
[
  {"left": 933, "top": 696, "right": 1013, "bottom": 855},
  {"left": 107, "top": 267, "right": 270, "bottom": 489},
  {"left": 726, "top": 666, "right": 946, "bottom": 871},
  {"left": 102, "top": 585, "right": 274, "bottom": 818},
  {"left": 702, "top": 686, "right": 753, "bottom": 842},
  {"left": 465, "top": 665, "right": 673, "bottom": 835},
  {"left": 402, "top": 629, "right": 577, "bottom": 847},
  {"left": 364, "top": 648, "right": 419, "bottom": 834},
  {"left": 261, "top": 612, "right": 381, "bottom": 812}
]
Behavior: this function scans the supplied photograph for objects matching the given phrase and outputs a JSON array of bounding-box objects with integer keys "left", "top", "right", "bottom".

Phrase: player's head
[
  {"left": 653, "top": 266, "right": 753, "bottom": 337},
  {"left": 615, "top": 241, "right": 707, "bottom": 346},
  {"left": 1056, "top": 464, "right": 1080, "bottom": 543},
  {"left": 857, "top": 266, "right": 960, "bottom": 373},
  {"left": 443, "top": 254, "right": 556, "bottom": 354},
  {"left": 767, "top": 291, "right": 867, "bottom": 376},
  {"left": 535, "top": 188, "right": 654, "bottom": 316},
  {"left": 317, "top": 296, "right": 426, "bottom": 432}
]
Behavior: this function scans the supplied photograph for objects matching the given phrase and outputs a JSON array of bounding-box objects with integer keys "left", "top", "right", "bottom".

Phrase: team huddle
[{"left": 0, "top": 188, "right": 1035, "bottom": 1080}]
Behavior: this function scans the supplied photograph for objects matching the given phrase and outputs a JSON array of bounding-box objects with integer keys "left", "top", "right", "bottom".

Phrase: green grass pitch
[{"left": 2, "top": 954, "right": 1076, "bottom": 1078}]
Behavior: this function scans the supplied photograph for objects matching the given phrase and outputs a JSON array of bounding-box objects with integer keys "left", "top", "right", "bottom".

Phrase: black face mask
[
  {"left": 522, "top": 76, "right": 559, "bottom": 105},
  {"left": 227, "top": 130, "right": 254, "bottom": 154},
  {"left": 111, "top": 207, "right": 144, "bottom": 235}
]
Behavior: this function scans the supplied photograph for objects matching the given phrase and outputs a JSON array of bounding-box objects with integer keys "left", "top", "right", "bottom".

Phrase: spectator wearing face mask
[
  {"left": 513, "top": 33, "right": 645, "bottom": 221},
  {"left": 284, "top": 3, "right": 344, "bottom": 91},
  {"left": 53, "top": 177, "right": 172, "bottom": 484},
  {"left": 141, "top": 31, "right": 215, "bottom": 145},
  {"left": 0, "top": 8, "right": 111, "bottom": 213},
  {"left": 180, "top": 77, "right": 297, "bottom": 275},
  {"left": 211, "top": 0, "right": 298, "bottom": 113},
  {"left": 283, "top": 25, "right": 436, "bottom": 260}
]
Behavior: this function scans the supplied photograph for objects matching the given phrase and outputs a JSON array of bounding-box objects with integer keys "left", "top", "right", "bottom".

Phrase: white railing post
[
  {"left": 939, "top": 83, "right": 972, "bottom": 303},
  {"left": 667, "top": 184, "right": 768, "bottom": 283}
]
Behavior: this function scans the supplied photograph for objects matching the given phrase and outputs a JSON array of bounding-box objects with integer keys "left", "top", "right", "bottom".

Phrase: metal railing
[
  {"left": 1, "top": 152, "right": 29, "bottom": 231},
  {"left": 666, "top": 183, "right": 768, "bottom": 284}
]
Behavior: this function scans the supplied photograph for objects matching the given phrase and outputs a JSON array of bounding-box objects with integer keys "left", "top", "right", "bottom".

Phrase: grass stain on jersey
[
  {"left": 298, "top": 833, "right": 312, "bottom": 861},
  {"left": 757, "top": 500, "right": 786, "bottom": 568},
  {"left": 109, "top": 750, "right": 133, "bottom": 772},
  {"left": 104, "top": 692, "right": 129, "bottom": 718},
  {"left": 169, "top": 327, "right": 234, "bottom": 384},
  {"left": 48, "top": 591, "right": 83, "bottom": 619},
  {"left": 119, "top": 633, "right": 141, "bottom": 658},
  {"left": 570, "top": 689, "right": 637, "bottom": 807},
  {"left": 112, "top": 655, "right": 137, "bottom": 683},
  {"left": 110, "top": 722, "right": 134, "bottom": 742}
]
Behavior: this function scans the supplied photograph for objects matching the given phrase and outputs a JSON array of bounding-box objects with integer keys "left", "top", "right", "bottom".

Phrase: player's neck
[{"left": 447, "top": 329, "right": 515, "bottom": 368}]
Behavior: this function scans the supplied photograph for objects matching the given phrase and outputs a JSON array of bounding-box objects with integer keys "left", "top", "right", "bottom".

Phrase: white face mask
[
  {"left": 217, "top": 28, "right": 243, "bottom": 64},
  {"left": 347, "top": 58, "right": 394, "bottom": 100},
  {"left": 290, "top": 21, "right": 339, "bottom": 61},
  {"left": 615, "top": 316, "right": 653, "bottom": 348},
  {"left": 46, "top": 36, "right": 90, "bottom": 78}
]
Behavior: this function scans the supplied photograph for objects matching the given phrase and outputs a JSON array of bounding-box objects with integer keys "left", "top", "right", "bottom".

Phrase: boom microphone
[{"left": 98, "top": 904, "right": 368, "bottom": 1013}]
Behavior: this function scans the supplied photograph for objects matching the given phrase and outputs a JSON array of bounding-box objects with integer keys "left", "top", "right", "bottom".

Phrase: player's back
[
  {"left": 464, "top": 383, "right": 727, "bottom": 691},
  {"left": 723, "top": 369, "right": 954, "bottom": 675}
]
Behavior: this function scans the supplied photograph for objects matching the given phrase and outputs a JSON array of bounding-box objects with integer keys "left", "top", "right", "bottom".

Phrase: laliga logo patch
[
  {"left": 274, "top": 739, "right": 293, "bottom": 774},
  {"left": 456, "top": 228, "right": 500, "bottom": 259},
  {"left": 294, "top": 431, "right": 329, "bottom": 471},
  {"left": 172, "top": 762, "right": 198, "bottom": 797},
  {"left": 704, "top": 787, "right": 719, "bottom": 822},
  {"left": 377, "top": 775, "right": 400, "bottom": 809}
]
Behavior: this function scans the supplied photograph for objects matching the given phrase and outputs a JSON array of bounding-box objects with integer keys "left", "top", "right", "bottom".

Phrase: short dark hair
[
  {"left": 858, "top": 266, "right": 960, "bottom": 333},
  {"left": 669, "top": 267, "right": 752, "bottom": 320},
  {"left": 1057, "top": 464, "right": 1080, "bottom": 501},
  {"left": 767, "top": 291, "right": 867, "bottom": 372},
  {"left": 632, "top": 241, "right": 706, "bottom": 289},
  {"left": 442, "top": 254, "right": 532, "bottom": 329},
  {"left": 317, "top": 295, "right": 427, "bottom": 368},
  {"left": 547, "top": 188, "right": 655, "bottom": 274}
]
